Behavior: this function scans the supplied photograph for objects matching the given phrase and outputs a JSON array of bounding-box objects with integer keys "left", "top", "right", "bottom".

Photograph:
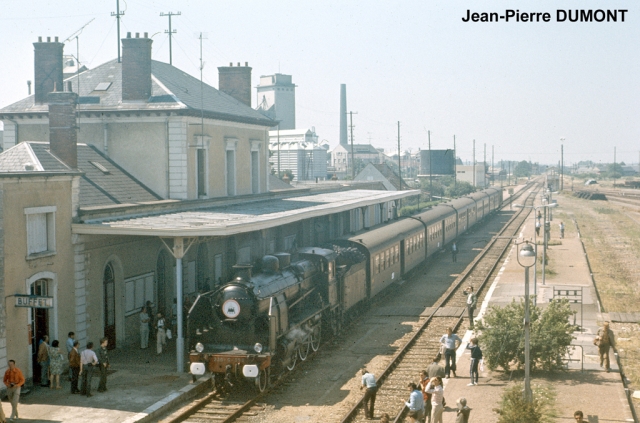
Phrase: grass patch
[{"left": 594, "top": 207, "right": 616, "bottom": 214}]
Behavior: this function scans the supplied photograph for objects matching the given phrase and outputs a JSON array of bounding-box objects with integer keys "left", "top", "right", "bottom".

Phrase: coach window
[{"left": 375, "top": 255, "right": 380, "bottom": 274}]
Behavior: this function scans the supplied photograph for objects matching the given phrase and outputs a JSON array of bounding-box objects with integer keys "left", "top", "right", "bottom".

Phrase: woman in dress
[{"left": 48, "top": 340, "right": 64, "bottom": 389}]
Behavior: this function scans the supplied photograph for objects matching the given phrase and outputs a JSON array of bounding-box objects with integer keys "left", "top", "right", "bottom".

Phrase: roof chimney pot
[
  {"left": 237, "top": 62, "right": 240, "bottom": 66},
  {"left": 127, "top": 32, "right": 131, "bottom": 38},
  {"left": 135, "top": 32, "right": 140, "bottom": 38},
  {"left": 245, "top": 62, "right": 248, "bottom": 66},
  {"left": 229, "top": 62, "right": 233, "bottom": 66},
  {"left": 144, "top": 32, "right": 148, "bottom": 38},
  {"left": 33, "top": 37, "right": 64, "bottom": 103},
  {"left": 55, "top": 36, "right": 58, "bottom": 42}
]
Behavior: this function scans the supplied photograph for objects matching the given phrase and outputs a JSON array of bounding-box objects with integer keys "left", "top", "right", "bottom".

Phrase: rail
[{"left": 339, "top": 183, "right": 540, "bottom": 423}]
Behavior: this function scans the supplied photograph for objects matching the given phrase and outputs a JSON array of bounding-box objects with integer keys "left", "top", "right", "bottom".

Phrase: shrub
[
  {"left": 494, "top": 382, "right": 556, "bottom": 423},
  {"left": 477, "top": 298, "right": 574, "bottom": 372}
]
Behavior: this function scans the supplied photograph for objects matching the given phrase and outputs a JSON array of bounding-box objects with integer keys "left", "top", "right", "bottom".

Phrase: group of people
[
  {"left": 360, "top": 328, "right": 481, "bottom": 422},
  {"left": 1, "top": 333, "right": 110, "bottom": 421},
  {"left": 140, "top": 300, "right": 175, "bottom": 354}
]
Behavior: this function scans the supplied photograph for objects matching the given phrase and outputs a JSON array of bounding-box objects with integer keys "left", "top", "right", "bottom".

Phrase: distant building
[
  {"left": 456, "top": 164, "right": 486, "bottom": 187},
  {"left": 330, "top": 144, "right": 385, "bottom": 175},
  {"left": 62, "top": 55, "right": 88, "bottom": 79},
  {"left": 268, "top": 128, "right": 328, "bottom": 181},
  {"left": 419, "top": 150, "right": 455, "bottom": 176},
  {"left": 256, "top": 73, "right": 296, "bottom": 130},
  {"left": 354, "top": 163, "right": 408, "bottom": 191}
]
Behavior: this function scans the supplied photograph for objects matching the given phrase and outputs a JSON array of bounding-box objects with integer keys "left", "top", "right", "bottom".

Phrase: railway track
[
  {"left": 161, "top": 183, "right": 537, "bottom": 423},
  {"left": 340, "top": 183, "right": 540, "bottom": 423}
]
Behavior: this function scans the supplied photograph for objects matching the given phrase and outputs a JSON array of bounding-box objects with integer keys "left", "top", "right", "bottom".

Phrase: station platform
[
  {"left": 0, "top": 341, "right": 210, "bottom": 422},
  {"left": 440, "top": 196, "right": 635, "bottom": 422}
]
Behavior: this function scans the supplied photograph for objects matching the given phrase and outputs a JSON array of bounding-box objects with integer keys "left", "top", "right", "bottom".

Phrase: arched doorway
[
  {"left": 30, "top": 278, "right": 49, "bottom": 385},
  {"left": 103, "top": 263, "right": 116, "bottom": 348}
]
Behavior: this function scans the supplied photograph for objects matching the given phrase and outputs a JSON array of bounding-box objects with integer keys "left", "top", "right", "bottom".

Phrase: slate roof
[
  {"left": 372, "top": 164, "right": 408, "bottom": 190},
  {"left": 0, "top": 60, "right": 274, "bottom": 126},
  {"left": 0, "top": 141, "right": 161, "bottom": 206}
]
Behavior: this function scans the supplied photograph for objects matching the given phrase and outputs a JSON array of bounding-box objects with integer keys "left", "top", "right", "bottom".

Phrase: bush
[
  {"left": 494, "top": 382, "right": 556, "bottom": 423},
  {"left": 477, "top": 298, "right": 574, "bottom": 372}
]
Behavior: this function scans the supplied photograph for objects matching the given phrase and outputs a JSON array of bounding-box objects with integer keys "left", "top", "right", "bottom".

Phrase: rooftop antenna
[
  {"left": 197, "top": 32, "right": 208, "bottom": 141},
  {"left": 63, "top": 18, "right": 95, "bottom": 94},
  {"left": 160, "top": 11, "right": 181, "bottom": 65},
  {"left": 111, "top": 0, "right": 124, "bottom": 62}
]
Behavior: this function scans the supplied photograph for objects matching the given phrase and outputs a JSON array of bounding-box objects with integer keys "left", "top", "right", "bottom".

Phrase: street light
[{"left": 516, "top": 240, "right": 536, "bottom": 403}]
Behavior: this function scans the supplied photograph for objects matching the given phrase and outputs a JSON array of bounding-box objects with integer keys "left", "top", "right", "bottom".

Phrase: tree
[
  {"left": 446, "top": 181, "right": 476, "bottom": 197},
  {"left": 514, "top": 160, "right": 532, "bottom": 177},
  {"left": 494, "top": 383, "right": 556, "bottom": 423},
  {"left": 477, "top": 298, "right": 574, "bottom": 372}
]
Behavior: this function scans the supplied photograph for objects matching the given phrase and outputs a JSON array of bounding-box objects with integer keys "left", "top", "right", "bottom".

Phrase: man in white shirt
[
  {"left": 402, "top": 382, "right": 424, "bottom": 423},
  {"left": 80, "top": 342, "right": 99, "bottom": 397},
  {"left": 360, "top": 368, "right": 377, "bottom": 419},
  {"left": 463, "top": 286, "right": 477, "bottom": 329},
  {"left": 439, "top": 327, "right": 462, "bottom": 378}
]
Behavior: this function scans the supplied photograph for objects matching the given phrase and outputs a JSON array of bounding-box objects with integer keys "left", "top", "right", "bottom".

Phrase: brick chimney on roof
[
  {"left": 121, "top": 32, "right": 153, "bottom": 101},
  {"left": 48, "top": 91, "right": 79, "bottom": 169},
  {"left": 218, "top": 62, "right": 252, "bottom": 107},
  {"left": 34, "top": 36, "right": 64, "bottom": 104}
]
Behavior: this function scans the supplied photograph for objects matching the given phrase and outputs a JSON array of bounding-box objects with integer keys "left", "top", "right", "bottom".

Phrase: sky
[{"left": 0, "top": 0, "right": 638, "bottom": 166}]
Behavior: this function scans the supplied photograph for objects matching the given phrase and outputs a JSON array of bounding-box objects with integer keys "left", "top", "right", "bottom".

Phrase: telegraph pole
[
  {"left": 484, "top": 143, "right": 487, "bottom": 188},
  {"left": 111, "top": 0, "right": 125, "bottom": 63},
  {"left": 614, "top": 146, "right": 617, "bottom": 188},
  {"left": 160, "top": 11, "right": 181, "bottom": 65},
  {"left": 348, "top": 111, "right": 357, "bottom": 179},
  {"left": 428, "top": 130, "right": 432, "bottom": 201},
  {"left": 492, "top": 145, "right": 494, "bottom": 187},
  {"left": 473, "top": 139, "right": 476, "bottom": 187},
  {"left": 397, "top": 121, "right": 402, "bottom": 190}
]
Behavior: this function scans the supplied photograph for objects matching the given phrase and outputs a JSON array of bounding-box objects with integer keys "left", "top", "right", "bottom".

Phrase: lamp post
[{"left": 516, "top": 240, "right": 536, "bottom": 403}]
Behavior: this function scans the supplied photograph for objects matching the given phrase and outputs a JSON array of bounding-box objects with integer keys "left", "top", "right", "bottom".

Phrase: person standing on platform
[
  {"left": 455, "top": 397, "right": 471, "bottom": 423},
  {"left": 427, "top": 355, "right": 445, "bottom": 379},
  {"left": 3, "top": 360, "right": 25, "bottom": 421},
  {"left": 69, "top": 340, "right": 81, "bottom": 394},
  {"left": 66, "top": 332, "right": 75, "bottom": 381},
  {"left": 451, "top": 242, "right": 458, "bottom": 262},
  {"left": 37, "top": 335, "right": 50, "bottom": 387},
  {"left": 596, "top": 322, "right": 616, "bottom": 372},
  {"left": 80, "top": 342, "right": 99, "bottom": 397},
  {"left": 156, "top": 312, "right": 167, "bottom": 354},
  {"left": 360, "top": 368, "right": 377, "bottom": 419},
  {"left": 466, "top": 338, "right": 482, "bottom": 386},
  {"left": 402, "top": 382, "right": 425, "bottom": 423},
  {"left": 439, "top": 328, "right": 462, "bottom": 378},
  {"left": 559, "top": 221, "right": 565, "bottom": 239},
  {"left": 97, "top": 338, "right": 110, "bottom": 392},
  {"left": 535, "top": 221, "right": 541, "bottom": 236},
  {"left": 48, "top": 340, "right": 64, "bottom": 389},
  {"left": 419, "top": 370, "right": 432, "bottom": 422},
  {"left": 140, "top": 306, "right": 150, "bottom": 349},
  {"left": 425, "top": 377, "right": 444, "bottom": 423},
  {"left": 463, "top": 286, "right": 477, "bottom": 330}
]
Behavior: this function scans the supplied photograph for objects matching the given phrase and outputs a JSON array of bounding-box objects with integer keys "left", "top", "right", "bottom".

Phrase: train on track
[{"left": 187, "top": 187, "right": 503, "bottom": 392}]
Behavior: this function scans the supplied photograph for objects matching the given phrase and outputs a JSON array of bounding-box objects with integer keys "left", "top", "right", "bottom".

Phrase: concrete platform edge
[{"left": 124, "top": 376, "right": 212, "bottom": 423}]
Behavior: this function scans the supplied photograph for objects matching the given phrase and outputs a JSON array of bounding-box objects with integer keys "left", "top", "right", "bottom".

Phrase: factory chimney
[{"left": 339, "top": 84, "right": 347, "bottom": 146}]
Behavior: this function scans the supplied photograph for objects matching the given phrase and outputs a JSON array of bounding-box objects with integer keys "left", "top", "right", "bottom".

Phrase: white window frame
[
  {"left": 24, "top": 206, "right": 57, "bottom": 258},
  {"left": 250, "top": 140, "right": 262, "bottom": 194},
  {"left": 225, "top": 139, "right": 238, "bottom": 196},
  {"left": 194, "top": 136, "right": 210, "bottom": 199}
]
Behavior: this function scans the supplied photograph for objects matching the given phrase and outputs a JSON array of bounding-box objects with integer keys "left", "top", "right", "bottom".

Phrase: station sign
[{"left": 15, "top": 295, "right": 53, "bottom": 309}]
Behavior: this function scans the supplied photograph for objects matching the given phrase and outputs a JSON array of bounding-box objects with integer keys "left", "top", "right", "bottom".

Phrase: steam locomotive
[{"left": 187, "top": 187, "right": 502, "bottom": 392}]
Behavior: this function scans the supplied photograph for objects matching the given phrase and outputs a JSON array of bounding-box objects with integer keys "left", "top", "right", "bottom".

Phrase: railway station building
[{"left": 0, "top": 33, "right": 417, "bottom": 384}]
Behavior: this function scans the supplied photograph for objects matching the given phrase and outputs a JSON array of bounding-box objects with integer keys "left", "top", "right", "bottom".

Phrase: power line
[{"left": 160, "top": 11, "right": 181, "bottom": 65}]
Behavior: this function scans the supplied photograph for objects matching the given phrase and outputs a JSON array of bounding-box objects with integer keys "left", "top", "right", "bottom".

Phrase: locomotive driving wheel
[
  {"left": 310, "top": 326, "right": 321, "bottom": 352},
  {"left": 299, "top": 336, "right": 311, "bottom": 361},
  {"left": 286, "top": 351, "right": 297, "bottom": 371}
]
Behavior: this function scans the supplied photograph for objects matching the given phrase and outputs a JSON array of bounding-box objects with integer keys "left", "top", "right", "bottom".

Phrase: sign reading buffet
[{"left": 15, "top": 295, "right": 54, "bottom": 309}]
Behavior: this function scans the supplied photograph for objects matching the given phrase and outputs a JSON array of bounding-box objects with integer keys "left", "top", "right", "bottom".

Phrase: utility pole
[
  {"left": 492, "top": 145, "right": 494, "bottom": 187},
  {"left": 397, "top": 121, "right": 402, "bottom": 190},
  {"left": 473, "top": 139, "right": 476, "bottom": 187},
  {"left": 453, "top": 135, "right": 457, "bottom": 189},
  {"left": 614, "top": 146, "right": 617, "bottom": 188},
  {"left": 560, "top": 142, "right": 564, "bottom": 190},
  {"left": 484, "top": 143, "right": 487, "bottom": 188},
  {"left": 428, "top": 130, "right": 432, "bottom": 201},
  {"left": 111, "top": 0, "right": 124, "bottom": 63},
  {"left": 348, "top": 111, "right": 357, "bottom": 179},
  {"left": 277, "top": 124, "right": 281, "bottom": 178},
  {"left": 160, "top": 11, "right": 181, "bottom": 65},
  {"left": 198, "top": 32, "right": 206, "bottom": 137}
]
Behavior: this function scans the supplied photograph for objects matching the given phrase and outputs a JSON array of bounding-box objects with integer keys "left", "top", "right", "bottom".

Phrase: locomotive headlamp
[
  {"left": 254, "top": 343, "right": 263, "bottom": 353},
  {"left": 195, "top": 342, "right": 205, "bottom": 353}
]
